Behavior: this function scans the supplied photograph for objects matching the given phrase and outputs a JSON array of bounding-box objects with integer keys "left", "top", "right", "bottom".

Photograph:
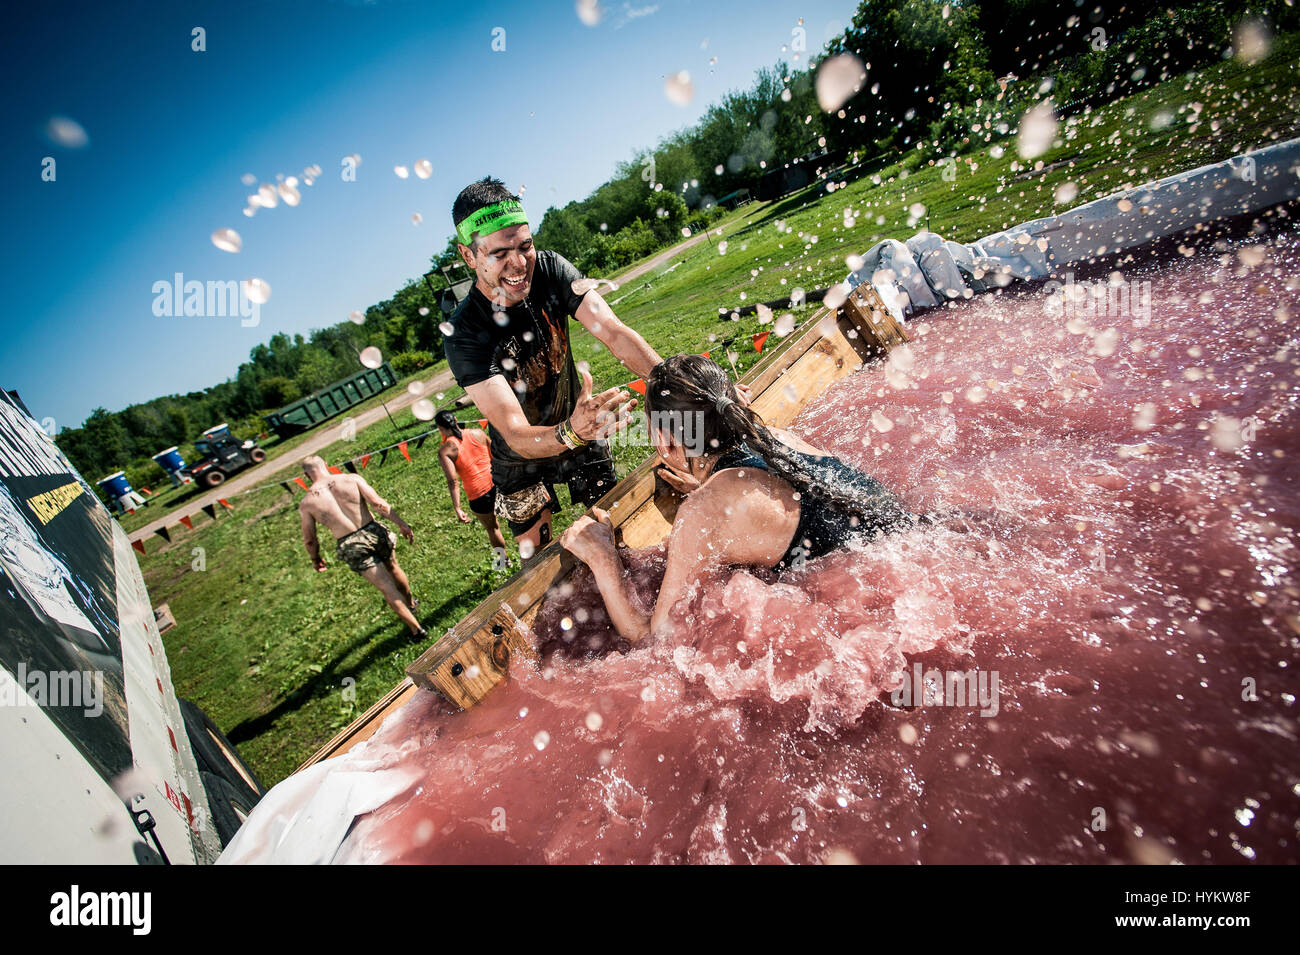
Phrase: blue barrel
[
  {"left": 201, "top": 423, "right": 231, "bottom": 441},
  {"left": 97, "top": 472, "right": 133, "bottom": 497},
  {"left": 151, "top": 447, "right": 187, "bottom": 473}
]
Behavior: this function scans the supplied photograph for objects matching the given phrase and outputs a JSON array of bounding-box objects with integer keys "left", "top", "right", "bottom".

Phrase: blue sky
[{"left": 0, "top": 0, "right": 858, "bottom": 431}]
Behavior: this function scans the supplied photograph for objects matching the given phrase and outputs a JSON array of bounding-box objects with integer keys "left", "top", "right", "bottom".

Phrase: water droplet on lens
[
  {"left": 210, "top": 228, "right": 241, "bottom": 253},
  {"left": 243, "top": 278, "right": 271, "bottom": 304}
]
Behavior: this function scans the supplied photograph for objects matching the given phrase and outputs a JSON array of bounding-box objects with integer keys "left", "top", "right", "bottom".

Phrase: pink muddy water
[{"left": 336, "top": 235, "right": 1299, "bottom": 864}]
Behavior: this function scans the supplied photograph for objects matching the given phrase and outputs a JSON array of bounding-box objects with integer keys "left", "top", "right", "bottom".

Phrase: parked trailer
[{"left": 263, "top": 362, "right": 398, "bottom": 439}]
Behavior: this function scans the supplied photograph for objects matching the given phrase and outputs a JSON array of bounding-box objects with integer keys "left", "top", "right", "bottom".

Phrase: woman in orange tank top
[{"left": 436, "top": 411, "right": 509, "bottom": 562}]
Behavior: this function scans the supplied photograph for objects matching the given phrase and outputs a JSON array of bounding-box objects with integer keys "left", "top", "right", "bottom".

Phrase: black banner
[{"left": 0, "top": 391, "right": 131, "bottom": 783}]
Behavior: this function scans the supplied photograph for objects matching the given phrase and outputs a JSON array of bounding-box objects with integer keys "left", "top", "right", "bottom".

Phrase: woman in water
[{"left": 560, "top": 354, "right": 923, "bottom": 645}]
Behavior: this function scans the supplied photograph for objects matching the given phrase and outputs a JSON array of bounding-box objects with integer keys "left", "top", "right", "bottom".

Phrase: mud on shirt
[{"left": 442, "top": 250, "right": 592, "bottom": 470}]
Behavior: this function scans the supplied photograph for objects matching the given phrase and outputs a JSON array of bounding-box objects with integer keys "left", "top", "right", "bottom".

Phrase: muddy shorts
[
  {"left": 492, "top": 442, "right": 617, "bottom": 536},
  {"left": 467, "top": 487, "right": 497, "bottom": 516},
  {"left": 335, "top": 521, "right": 396, "bottom": 573}
]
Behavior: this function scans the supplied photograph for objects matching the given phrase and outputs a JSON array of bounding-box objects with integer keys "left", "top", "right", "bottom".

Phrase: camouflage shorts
[{"left": 335, "top": 521, "right": 396, "bottom": 573}]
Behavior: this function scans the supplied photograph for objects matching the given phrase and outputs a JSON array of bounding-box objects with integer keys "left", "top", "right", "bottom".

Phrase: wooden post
[
  {"left": 408, "top": 604, "right": 538, "bottom": 709},
  {"left": 839, "top": 284, "right": 909, "bottom": 355}
]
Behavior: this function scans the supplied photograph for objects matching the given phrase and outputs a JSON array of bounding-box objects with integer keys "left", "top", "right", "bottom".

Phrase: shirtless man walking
[{"left": 297, "top": 455, "right": 427, "bottom": 641}]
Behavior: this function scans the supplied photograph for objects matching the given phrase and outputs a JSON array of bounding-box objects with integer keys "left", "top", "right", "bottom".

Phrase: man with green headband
[{"left": 442, "top": 177, "right": 662, "bottom": 568}]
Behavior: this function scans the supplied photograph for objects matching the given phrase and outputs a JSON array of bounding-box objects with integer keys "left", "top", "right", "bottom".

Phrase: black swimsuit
[{"left": 712, "top": 442, "right": 914, "bottom": 570}]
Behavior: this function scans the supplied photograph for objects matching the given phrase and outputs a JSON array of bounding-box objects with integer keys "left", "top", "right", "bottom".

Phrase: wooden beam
[
  {"left": 295, "top": 678, "right": 419, "bottom": 771},
  {"left": 409, "top": 603, "right": 537, "bottom": 707}
]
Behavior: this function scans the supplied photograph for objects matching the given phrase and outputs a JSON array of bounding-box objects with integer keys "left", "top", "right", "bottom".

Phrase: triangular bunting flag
[
  {"left": 753, "top": 331, "right": 771, "bottom": 353},
  {"left": 179, "top": 515, "right": 193, "bottom": 531},
  {"left": 141, "top": 487, "right": 152, "bottom": 496},
  {"left": 700, "top": 351, "right": 711, "bottom": 359},
  {"left": 344, "top": 461, "right": 357, "bottom": 474},
  {"left": 415, "top": 435, "right": 428, "bottom": 450},
  {"left": 219, "top": 498, "right": 233, "bottom": 510},
  {"left": 131, "top": 539, "right": 146, "bottom": 556},
  {"left": 378, "top": 450, "right": 390, "bottom": 467},
  {"left": 280, "top": 481, "right": 292, "bottom": 494},
  {"left": 478, "top": 418, "right": 488, "bottom": 429},
  {"left": 360, "top": 455, "right": 371, "bottom": 469},
  {"left": 201, "top": 504, "right": 217, "bottom": 520},
  {"left": 398, "top": 441, "right": 411, "bottom": 462},
  {"left": 328, "top": 466, "right": 343, "bottom": 475},
  {"left": 294, "top": 477, "right": 309, "bottom": 491},
  {"left": 155, "top": 526, "right": 171, "bottom": 543},
  {"left": 627, "top": 379, "right": 647, "bottom": 395}
]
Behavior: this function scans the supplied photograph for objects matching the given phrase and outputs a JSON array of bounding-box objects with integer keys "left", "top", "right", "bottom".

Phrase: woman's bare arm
[{"left": 563, "top": 473, "right": 797, "bottom": 644}]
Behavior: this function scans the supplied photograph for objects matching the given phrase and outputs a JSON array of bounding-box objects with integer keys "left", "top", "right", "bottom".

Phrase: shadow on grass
[
  {"left": 226, "top": 620, "right": 422, "bottom": 745},
  {"left": 224, "top": 577, "right": 494, "bottom": 745}
]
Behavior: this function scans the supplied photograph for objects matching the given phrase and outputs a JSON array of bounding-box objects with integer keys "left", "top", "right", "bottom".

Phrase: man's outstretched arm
[
  {"left": 573, "top": 289, "right": 662, "bottom": 379},
  {"left": 464, "top": 370, "right": 636, "bottom": 459}
]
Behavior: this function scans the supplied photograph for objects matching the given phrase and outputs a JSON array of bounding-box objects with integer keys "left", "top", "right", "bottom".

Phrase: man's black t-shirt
[{"left": 442, "top": 250, "right": 591, "bottom": 470}]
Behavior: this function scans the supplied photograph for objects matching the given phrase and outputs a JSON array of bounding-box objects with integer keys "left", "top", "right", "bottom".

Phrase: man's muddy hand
[{"left": 569, "top": 368, "right": 637, "bottom": 441}]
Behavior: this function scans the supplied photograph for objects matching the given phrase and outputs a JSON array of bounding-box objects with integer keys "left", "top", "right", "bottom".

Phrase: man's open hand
[{"left": 569, "top": 368, "right": 637, "bottom": 442}]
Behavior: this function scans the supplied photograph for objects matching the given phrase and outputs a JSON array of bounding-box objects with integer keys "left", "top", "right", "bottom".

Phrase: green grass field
[{"left": 138, "top": 37, "right": 1300, "bottom": 785}]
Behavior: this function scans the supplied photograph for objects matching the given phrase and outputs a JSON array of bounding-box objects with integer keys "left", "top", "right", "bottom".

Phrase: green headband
[{"left": 456, "top": 199, "right": 529, "bottom": 247}]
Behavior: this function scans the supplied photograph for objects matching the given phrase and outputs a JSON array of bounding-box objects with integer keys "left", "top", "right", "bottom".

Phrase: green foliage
[
  {"left": 575, "top": 233, "right": 617, "bottom": 276},
  {"left": 259, "top": 377, "right": 301, "bottom": 408},
  {"left": 390, "top": 350, "right": 437, "bottom": 375},
  {"left": 608, "top": 218, "right": 659, "bottom": 267}
]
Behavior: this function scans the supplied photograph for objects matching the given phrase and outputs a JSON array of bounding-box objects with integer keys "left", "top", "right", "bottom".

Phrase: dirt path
[
  {"left": 130, "top": 367, "right": 457, "bottom": 542},
  {"left": 607, "top": 230, "right": 714, "bottom": 295}
]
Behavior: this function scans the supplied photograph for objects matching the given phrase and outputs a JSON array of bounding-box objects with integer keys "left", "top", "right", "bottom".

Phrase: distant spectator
[{"left": 435, "top": 410, "right": 509, "bottom": 565}]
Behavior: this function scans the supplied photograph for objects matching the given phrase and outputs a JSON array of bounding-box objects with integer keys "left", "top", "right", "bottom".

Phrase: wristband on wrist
[{"left": 555, "top": 418, "right": 587, "bottom": 449}]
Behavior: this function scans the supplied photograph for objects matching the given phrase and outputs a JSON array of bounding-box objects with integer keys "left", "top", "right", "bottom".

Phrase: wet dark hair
[
  {"left": 645, "top": 354, "right": 913, "bottom": 527},
  {"left": 434, "top": 409, "right": 463, "bottom": 438},
  {"left": 452, "top": 177, "right": 520, "bottom": 248}
]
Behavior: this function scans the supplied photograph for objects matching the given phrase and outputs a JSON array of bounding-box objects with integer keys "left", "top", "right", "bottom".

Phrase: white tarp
[{"left": 846, "top": 138, "right": 1300, "bottom": 319}]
